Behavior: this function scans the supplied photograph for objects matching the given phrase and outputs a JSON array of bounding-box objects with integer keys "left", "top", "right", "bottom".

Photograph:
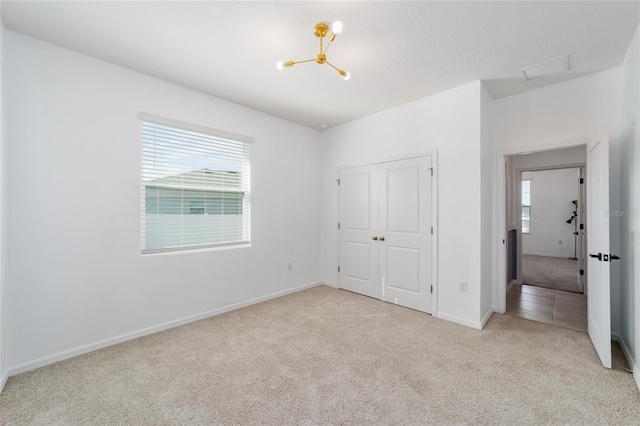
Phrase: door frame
[
  {"left": 496, "top": 138, "right": 590, "bottom": 314},
  {"left": 335, "top": 150, "right": 439, "bottom": 316}
]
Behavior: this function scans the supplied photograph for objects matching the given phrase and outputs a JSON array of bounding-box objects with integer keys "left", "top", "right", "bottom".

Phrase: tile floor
[{"left": 506, "top": 284, "right": 587, "bottom": 333}]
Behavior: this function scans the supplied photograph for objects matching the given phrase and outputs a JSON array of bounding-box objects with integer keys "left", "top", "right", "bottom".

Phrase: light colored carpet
[
  {"left": 522, "top": 254, "right": 581, "bottom": 293},
  {"left": 1, "top": 285, "right": 638, "bottom": 425}
]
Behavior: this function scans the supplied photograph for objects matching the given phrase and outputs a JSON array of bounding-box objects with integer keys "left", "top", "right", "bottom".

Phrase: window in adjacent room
[
  {"left": 522, "top": 179, "right": 531, "bottom": 234},
  {"left": 140, "top": 113, "right": 252, "bottom": 253}
]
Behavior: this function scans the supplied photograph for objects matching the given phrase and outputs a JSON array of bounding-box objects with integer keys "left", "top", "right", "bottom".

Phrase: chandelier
[{"left": 276, "top": 21, "right": 350, "bottom": 80}]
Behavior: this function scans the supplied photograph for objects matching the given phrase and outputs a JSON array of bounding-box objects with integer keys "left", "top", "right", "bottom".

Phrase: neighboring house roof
[{"left": 145, "top": 168, "right": 243, "bottom": 191}]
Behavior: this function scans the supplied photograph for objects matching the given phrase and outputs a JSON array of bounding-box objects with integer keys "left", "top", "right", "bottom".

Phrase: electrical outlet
[
  {"left": 459, "top": 281, "right": 468, "bottom": 293},
  {"left": 287, "top": 262, "right": 293, "bottom": 271}
]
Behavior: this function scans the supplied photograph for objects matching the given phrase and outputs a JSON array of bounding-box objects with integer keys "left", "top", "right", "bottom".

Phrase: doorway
[
  {"left": 521, "top": 168, "right": 585, "bottom": 293},
  {"left": 498, "top": 135, "right": 614, "bottom": 369},
  {"left": 504, "top": 151, "right": 588, "bottom": 332},
  {"left": 337, "top": 154, "right": 436, "bottom": 314}
]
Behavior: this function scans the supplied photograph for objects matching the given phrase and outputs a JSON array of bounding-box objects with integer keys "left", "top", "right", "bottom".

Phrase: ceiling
[{"left": 2, "top": 1, "right": 639, "bottom": 130}]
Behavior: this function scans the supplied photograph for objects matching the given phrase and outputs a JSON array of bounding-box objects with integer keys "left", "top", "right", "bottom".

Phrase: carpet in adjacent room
[{"left": 522, "top": 253, "right": 581, "bottom": 293}]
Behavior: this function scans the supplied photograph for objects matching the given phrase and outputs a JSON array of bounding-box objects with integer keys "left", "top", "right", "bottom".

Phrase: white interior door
[
  {"left": 339, "top": 165, "right": 379, "bottom": 299},
  {"left": 586, "top": 133, "right": 611, "bottom": 368},
  {"left": 379, "top": 157, "right": 433, "bottom": 313}
]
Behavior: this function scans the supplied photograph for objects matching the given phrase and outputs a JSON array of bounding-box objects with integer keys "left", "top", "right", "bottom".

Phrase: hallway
[{"left": 507, "top": 284, "right": 587, "bottom": 332}]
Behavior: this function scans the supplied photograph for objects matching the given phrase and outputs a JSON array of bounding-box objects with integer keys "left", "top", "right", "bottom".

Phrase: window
[
  {"left": 522, "top": 179, "right": 531, "bottom": 234},
  {"left": 189, "top": 200, "right": 205, "bottom": 215},
  {"left": 140, "top": 113, "right": 252, "bottom": 253}
]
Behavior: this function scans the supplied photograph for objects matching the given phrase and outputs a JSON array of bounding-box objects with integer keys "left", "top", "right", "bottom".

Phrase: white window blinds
[{"left": 140, "top": 113, "right": 252, "bottom": 254}]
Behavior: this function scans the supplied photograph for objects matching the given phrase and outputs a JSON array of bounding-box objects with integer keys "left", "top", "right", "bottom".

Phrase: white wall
[
  {"left": 492, "top": 68, "right": 623, "bottom": 335},
  {"left": 480, "top": 84, "right": 495, "bottom": 321},
  {"left": 522, "top": 168, "right": 580, "bottom": 258},
  {"left": 319, "top": 81, "right": 484, "bottom": 328},
  {"left": 619, "top": 22, "right": 640, "bottom": 388},
  {"left": 492, "top": 69, "right": 622, "bottom": 151},
  {"left": 3, "top": 30, "right": 322, "bottom": 371}
]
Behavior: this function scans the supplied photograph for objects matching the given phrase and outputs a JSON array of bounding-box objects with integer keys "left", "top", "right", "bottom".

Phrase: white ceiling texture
[{"left": 2, "top": 1, "right": 639, "bottom": 130}]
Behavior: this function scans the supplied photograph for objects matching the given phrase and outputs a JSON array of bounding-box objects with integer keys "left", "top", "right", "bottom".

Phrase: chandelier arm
[
  {"left": 323, "top": 38, "right": 334, "bottom": 55},
  {"left": 291, "top": 58, "right": 316, "bottom": 65},
  {"left": 325, "top": 61, "right": 342, "bottom": 72}
]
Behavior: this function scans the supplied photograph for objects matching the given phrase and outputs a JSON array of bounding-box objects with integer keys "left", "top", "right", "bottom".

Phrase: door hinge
[
  {"left": 580, "top": 224, "right": 584, "bottom": 230},
  {"left": 337, "top": 179, "right": 340, "bottom": 185},
  {"left": 580, "top": 178, "right": 584, "bottom": 184},
  {"left": 338, "top": 222, "right": 340, "bottom": 229},
  {"left": 430, "top": 285, "right": 433, "bottom": 293},
  {"left": 338, "top": 266, "right": 340, "bottom": 273},
  {"left": 431, "top": 227, "right": 433, "bottom": 235},
  {"left": 429, "top": 168, "right": 433, "bottom": 177},
  {"left": 580, "top": 269, "right": 584, "bottom": 276}
]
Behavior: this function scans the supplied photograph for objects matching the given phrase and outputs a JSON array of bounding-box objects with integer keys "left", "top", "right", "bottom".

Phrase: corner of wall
[
  {"left": 616, "top": 333, "right": 640, "bottom": 391},
  {"left": 436, "top": 312, "right": 483, "bottom": 330},
  {"left": 480, "top": 82, "right": 496, "bottom": 319},
  {"left": 480, "top": 308, "right": 494, "bottom": 329},
  {"left": 0, "top": 369, "right": 7, "bottom": 394},
  {"left": 0, "top": 14, "right": 7, "bottom": 394}
]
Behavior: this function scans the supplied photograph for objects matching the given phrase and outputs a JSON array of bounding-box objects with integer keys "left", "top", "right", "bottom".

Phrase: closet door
[
  {"left": 378, "top": 156, "right": 433, "bottom": 313},
  {"left": 339, "top": 165, "right": 380, "bottom": 299}
]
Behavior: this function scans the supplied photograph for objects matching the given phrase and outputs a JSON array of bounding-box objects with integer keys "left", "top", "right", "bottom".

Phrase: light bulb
[
  {"left": 342, "top": 71, "right": 351, "bottom": 81},
  {"left": 276, "top": 61, "right": 284, "bottom": 71},
  {"left": 332, "top": 21, "right": 343, "bottom": 34}
]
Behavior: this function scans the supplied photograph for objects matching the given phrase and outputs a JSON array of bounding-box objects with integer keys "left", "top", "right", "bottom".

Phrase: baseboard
[
  {"left": 616, "top": 334, "right": 640, "bottom": 392},
  {"left": 0, "top": 368, "right": 8, "bottom": 393},
  {"left": 480, "top": 309, "right": 494, "bottom": 329},
  {"left": 6, "top": 280, "right": 324, "bottom": 379},
  {"left": 436, "top": 312, "right": 482, "bottom": 330},
  {"left": 323, "top": 281, "right": 338, "bottom": 289}
]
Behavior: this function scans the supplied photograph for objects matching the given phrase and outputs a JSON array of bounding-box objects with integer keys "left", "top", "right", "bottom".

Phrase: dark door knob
[
  {"left": 611, "top": 254, "right": 621, "bottom": 260},
  {"left": 589, "top": 253, "right": 602, "bottom": 261},
  {"left": 379, "top": 236, "right": 385, "bottom": 241}
]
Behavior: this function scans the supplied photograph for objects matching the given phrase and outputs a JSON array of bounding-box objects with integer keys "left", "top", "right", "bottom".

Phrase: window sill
[{"left": 141, "top": 242, "right": 251, "bottom": 257}]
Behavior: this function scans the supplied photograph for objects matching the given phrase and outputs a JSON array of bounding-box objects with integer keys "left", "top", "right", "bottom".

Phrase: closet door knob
[
  {"left": 372, "top": 236, "right": 378, "bottom": 241},
  {"left": 379, "top": 237, "right": 385, "bottom": 241}
]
